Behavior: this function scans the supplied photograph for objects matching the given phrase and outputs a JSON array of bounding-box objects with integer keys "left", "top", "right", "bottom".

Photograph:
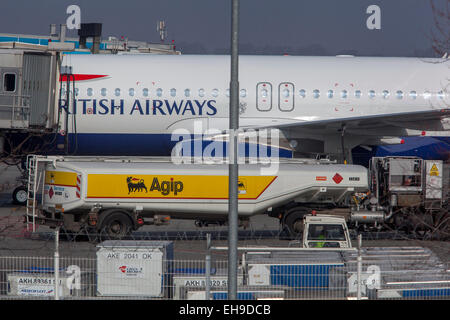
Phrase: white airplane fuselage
[{"left": 58, "top": 54, "right": 449, "bottom": 157}]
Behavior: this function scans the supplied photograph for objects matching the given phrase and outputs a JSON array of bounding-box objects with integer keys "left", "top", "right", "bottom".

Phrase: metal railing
[
  {"left": 0, "top": 93, "right": 30, "bottom": 128},
  {"left": 1, "top": 255, "right": 448, "bottom": 300},
  {"left": 0, "top": 241, "right": 448, "bottom": 300}
]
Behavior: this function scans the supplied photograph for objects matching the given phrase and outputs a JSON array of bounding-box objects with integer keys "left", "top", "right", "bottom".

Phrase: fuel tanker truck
[
  {"left": 24, "top": 155, "right": 367, "bottom": 238},
  {"left": 24, "top": 155, "right": 448, "bottom": 239}
]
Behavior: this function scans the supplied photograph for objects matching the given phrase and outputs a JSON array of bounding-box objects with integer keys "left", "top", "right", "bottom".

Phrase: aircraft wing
[{"left": 240, "top": 109, "right": 450, "bottom": 138}]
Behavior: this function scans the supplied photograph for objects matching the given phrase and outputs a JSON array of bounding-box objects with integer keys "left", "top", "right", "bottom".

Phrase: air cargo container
[{"left": 96, "top": 240, "right": 173, "bottom": 297}]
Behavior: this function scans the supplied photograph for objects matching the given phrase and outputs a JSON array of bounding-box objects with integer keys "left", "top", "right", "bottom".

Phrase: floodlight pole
[{"left": 228, "top": 0, "right": 239, "bottom": 300}]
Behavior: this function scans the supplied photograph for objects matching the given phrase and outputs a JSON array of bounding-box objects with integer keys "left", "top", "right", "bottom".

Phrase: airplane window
[
  {"left": 327, "top": 90, "right": 334, "bottom": 98},
  {"left": 198, "top": 88, "right": 205, "bottom": 97},
  {"left": 212, "top": 88, "right": 219, "bottom": 97},
  {"left": 423, "top": 91, "right": 431, "bottom": 99},
  {"left": 87, "top": 88, "right": 93, "bottom": 96},
  {"left": 240, "top": 89, "right": 247, "bottom": 98},
  {"left": 279, "top": 83, "right": 294, "bottom": 111},
  {"left": 3, "top": 73, "right": 16, "bottom": 92},
  {"left": 170, "top": 88, "right": 176, "bottom": 97},
  {"left": 184, "top": 89, "right": 191, "bottom": 97},
  {"left": 129, "top": 88, "right": 135, "bottom": 97},
  {"left": 382, "top": 90, "right": 389, "bottom": 99},
  {"left": 100, "top": 88, "right": 107, "bottom": 96},
  {"left": 355, "top": 90, "right": 362, "bottom": 98},
  {"left": 143, "top": 88, "right": 149, "bottom": 97},
  {"left": 299, "top": 89, "right": 306, "bottom": 98},
  {"left": 409, "top": 91, "right": 417, "bottom": 99},
  {"left": 396, "top": 90, "right": 403, "bottom": 99},
  {"left": 369, "top": 90, "right": 375, "bottom": 99},
  {"left": 437, "top": 91, "right": 445, "bottom": 99},
  {"left": 313, "top": 89, "right": 320, "bottom": 99},
  {"left": 257, "top": 82, "right": 272, "bottom": 111},
  {"left": 341, "top": 90, "right": 347, "bottom": 98},
  {"left": 156, "top": 88, "right": 163, "bottom": 97},
  {"left": 115, "top": 88, "right": 121, "bottom": 96}
]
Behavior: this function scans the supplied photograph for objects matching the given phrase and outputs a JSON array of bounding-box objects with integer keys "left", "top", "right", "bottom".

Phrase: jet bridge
[
  {"left": 0, "top": 45, "right": 57, "bottom": 130},
  {"left": 0, "top": 42, "right": 74, "bottom": 156}
]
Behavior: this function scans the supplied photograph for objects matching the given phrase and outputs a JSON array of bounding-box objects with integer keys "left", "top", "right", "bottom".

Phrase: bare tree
[{"left": 430, "top": 0, "right": 450, "bottom": 56}]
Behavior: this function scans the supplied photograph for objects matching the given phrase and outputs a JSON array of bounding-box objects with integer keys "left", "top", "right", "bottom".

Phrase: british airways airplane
[{"left": 56, "top": 54, "right": 449, "bottom": 163}]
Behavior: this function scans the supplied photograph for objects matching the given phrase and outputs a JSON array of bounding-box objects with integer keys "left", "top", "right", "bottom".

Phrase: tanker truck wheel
[
  {"left": 12, "top": 186, "right": 28, "bottom": 205},
  {"left": 99, "top": 211, "right": 133, "bottom": 240},
  {"left": 283, "top": 207, "right": 309, "bottom": 239}
]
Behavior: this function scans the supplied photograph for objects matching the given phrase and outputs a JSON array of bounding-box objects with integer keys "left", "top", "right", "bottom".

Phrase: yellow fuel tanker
[{"left": 27, "top": 156, "right": 369, "bottom": 238}]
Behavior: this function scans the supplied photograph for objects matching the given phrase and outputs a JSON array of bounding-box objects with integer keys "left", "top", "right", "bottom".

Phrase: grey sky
[{"left": 0, "top": 0, "right": 445, "bottom": 56}]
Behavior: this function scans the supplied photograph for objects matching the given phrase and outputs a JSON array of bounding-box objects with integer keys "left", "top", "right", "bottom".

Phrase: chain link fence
[{"left": 0, "top": 244, "right": 448, "bottom": 300}]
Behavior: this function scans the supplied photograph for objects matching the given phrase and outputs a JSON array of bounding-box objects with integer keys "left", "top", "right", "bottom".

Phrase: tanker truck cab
[{"left": 302, "top": 215, "right": 352, "bottom": 248}]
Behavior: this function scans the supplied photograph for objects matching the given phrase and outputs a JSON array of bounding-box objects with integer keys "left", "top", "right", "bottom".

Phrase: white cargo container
[
  {"left": 96, "top": 240, "right": 173, "bottom": 297},
  {"left": 173, "top": 268, "right": 244, "bottom": 300},
  {"left": 7, "top": 272, "right": 70, "bottom": 298},
  {"left": 245, "top": 251, "right": 345, "bottom": 289},
  {"left": 6, "top": 270, "right": 92, "bottom": 298}
]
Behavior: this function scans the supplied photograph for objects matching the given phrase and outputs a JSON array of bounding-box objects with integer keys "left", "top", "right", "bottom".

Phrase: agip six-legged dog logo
[
  {"left": 126, "top": 176, "right": 184, "bottom": 196},
  {"left": 127, "top": 177, "right": 148, "bottom": 194}
]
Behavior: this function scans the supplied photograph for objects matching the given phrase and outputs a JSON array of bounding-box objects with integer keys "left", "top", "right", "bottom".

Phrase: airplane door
[
  {"left": 256, "top": 82, "right": 272, "bottom": 111},
  {"left": 279, "top": 82, "right": 294, "bottom": 111}
]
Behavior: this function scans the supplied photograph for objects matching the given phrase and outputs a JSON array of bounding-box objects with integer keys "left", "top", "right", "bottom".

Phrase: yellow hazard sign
[{"left": 429, "top": 164, "right": 439, "bottom": 176}]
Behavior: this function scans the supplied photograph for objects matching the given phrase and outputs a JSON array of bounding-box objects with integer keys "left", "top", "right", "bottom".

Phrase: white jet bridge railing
[{"left": 0, "top": 93, "right": 31, "bottom": 129}]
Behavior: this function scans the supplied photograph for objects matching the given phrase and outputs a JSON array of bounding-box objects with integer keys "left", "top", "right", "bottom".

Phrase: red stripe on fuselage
[{"left": 59, "top": 74, "right": 108, "bottom": 82}]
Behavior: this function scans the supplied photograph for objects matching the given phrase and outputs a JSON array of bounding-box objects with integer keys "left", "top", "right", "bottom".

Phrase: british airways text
[{"left": 59, "top": 99, "right": 218, "bottom": 116}]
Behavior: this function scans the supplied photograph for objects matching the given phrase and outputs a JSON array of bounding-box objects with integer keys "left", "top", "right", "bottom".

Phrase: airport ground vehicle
[
  {"left": 301, "top": 214, "right": 352, "bottom": 248},
  {"left": 24, "top": 155, "right": 367, "bottom": 238},
  {"left": 24, "top": 155, "right": 447, "bottom": 240}
]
